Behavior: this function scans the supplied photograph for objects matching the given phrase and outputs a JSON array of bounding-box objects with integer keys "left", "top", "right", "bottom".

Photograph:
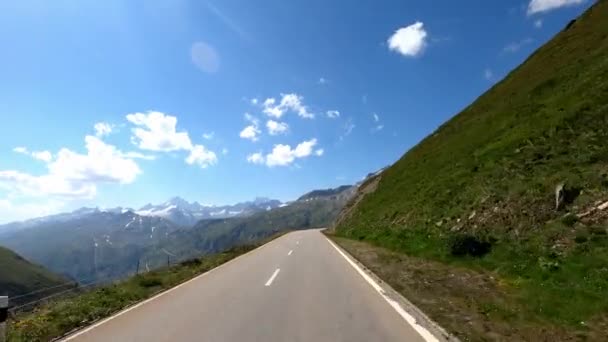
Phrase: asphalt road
[{"left": 65, "top": 229, "right": 428, "bottom": 342}]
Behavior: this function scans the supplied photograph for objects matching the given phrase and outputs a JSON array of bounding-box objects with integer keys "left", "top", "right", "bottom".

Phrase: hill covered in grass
[
  {"left": 334, "top": 0, "right": 608, "bottom": 334},
  {"left": 0, "top": 246, "right": 69, "bottom": 305}
]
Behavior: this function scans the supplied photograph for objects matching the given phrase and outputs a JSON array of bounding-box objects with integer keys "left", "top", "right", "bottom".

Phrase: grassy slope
[
  {"left": 336, "top": 0, "right": 608, "bottom": 333},
  {"left": 0, "top": 246, "right": 68, "bottom": 304}
]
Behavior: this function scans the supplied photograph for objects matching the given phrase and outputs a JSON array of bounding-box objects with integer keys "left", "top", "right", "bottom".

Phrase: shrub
[
  {"left": 561, "top": 214, "right": 578, "bottom": 227},
  {"left": 574, "top": 233, "right": 588, "bottom": 244},
  {"left": 137, "top": 276, "right": 163, "bottom": 288},
  {"left": 180, "top": 258, "right": 202, "bottom": 267},
  {"left": 448, "top": 234, "right": 492, "bottom": 257}
]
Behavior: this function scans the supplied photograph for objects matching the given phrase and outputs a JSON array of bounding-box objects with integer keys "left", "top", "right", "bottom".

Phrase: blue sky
[{"left": 0, "top": 0, "right": 593, "bottom": 222}]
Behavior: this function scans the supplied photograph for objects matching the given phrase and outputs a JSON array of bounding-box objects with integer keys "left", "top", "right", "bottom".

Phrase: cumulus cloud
[
  {"left": 94, "top": 122, "right": 113, "bottom": 137},
  {"left": 202, "top": 132, "right": 215, "bottom": 140},
  {"left": 527, "top": 0, "right": 585, "bottom": 15},
  {"left": 387, "top": 22, "right": 428, "bottom": 57},
  {"left": 31, "top": 151, "right": 53, "bottom": 162},
  {"left": 250, "top": 98, "right": 259, "bottom": 105},
  {"left": 326, "top": 110, "right": 340, "bottom": 119},
  {"left": 266, "top": 139, "right": 318, "bottom": 167},
  {"left": 191, "top": 41, "right": 220, "bottom": 73},
  {"left": 240, "top": 125, "right": 261, "bottom": 141},
  {"left": 246, "top": 152, "right": 264, "bottom": 164},
  {"left": 262, "top": 93, "right": 314, "bottom": 119},
  {"left": 127, "top": 111, "right": 193, "bottom": 152},
  {"left": 247, "top": 139, "right": 321, "bottom": 167},
  {"left": 13, "top": 147, "right": 53, "bottom": 162},
  {"left": 186, "top": 145, "right": 217, "bottom": 168},
  {"left": 1, "top": 136, "right": 141, "bottom": 199},
  {"left": 266, "top": 120, "right": 289, "bottom": 135},
  {"left": 126, "top": 111, "right": 216, "bottom": 167}
]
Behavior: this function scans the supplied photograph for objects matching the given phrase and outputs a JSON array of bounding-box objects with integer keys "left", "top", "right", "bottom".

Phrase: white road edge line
[
  {"left": 265, "top": 268, "right": 281, "bottom": 286},
  {"left": 61, "top": 234, "right": 288, "bottom": 341},
  {"left": 326, "top": 238, "right": 439, "bottom": 342},
  {"left": 288, "top": 250, "right": 293, "bottom": 256}
]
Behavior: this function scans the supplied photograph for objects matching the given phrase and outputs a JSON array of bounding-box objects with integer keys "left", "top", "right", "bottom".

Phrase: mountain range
[{"left": 0, "top": 184, "right": 360, "bottom": 285}]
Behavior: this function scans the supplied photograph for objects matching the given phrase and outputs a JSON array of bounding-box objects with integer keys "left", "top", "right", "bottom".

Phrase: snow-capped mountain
[{"left": 135, "top": 197, "right": 283, "bottom": 226}]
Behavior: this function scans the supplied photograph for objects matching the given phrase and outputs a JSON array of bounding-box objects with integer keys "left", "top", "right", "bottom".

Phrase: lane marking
[
  {"left": 326, "top": 238, "right": 439, "bottom": 342},
  {"left": 288, "top": 250, "right": 293, "bottom": 256},
  {"left": 62, "top": 233, "right": 291, "bottom": 341},
  {"left": 265, "top": 268, "right": 281, "bottom": 286}
]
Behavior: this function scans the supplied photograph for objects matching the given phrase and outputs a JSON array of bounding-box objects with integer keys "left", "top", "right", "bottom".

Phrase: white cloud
[
  {"left": 253, "top": 139, "right": 320, "bottom": 167},
  {"left": 266, "top": 120, "right": 289, "bottom": 135},
  {"left": 246, "top": 152, "right": 264, "bottom": 164},
  {"left": 127, "top": 111, "right": 193, "bottom": 152},
  {"left": 202, "top": 132, "right": 215, "bottom": 140},
  {"left": 119, "top": 151, "right": 156, "bottom": 160},
  {"left": 31, "top": 151, "right": 53, "bottom": 162},
  {"left": 326, "top": 110, "right": 340, "bottom": 119},
  {"left": 13, "top": 147, "right": 27, "bottom": 154},
  {"left": 0, "top": 199, "right": 65, "bottom": 224},
  {"left": 527, "top": 0, "right": 585, "bottom": 15},
  {"left": 250, "top": 98, "right": 259, "bottom": 105},
  {"left": 13, "top": 146, "right": 53, "bottom": 162},
  {"left": 484, "top": 68, "right": 494, "bottom": 80},
  {"left": 262, "top": 93, "right": 314, "bottom": 119},
  {"left": 503, "top": 38, "right": 534, "bottom": 53},
  {"left": 222, "top": 148, "right": 229, "bottom": 155},
  {"left": 315, "top": 149, "right": 324, "bottom": 156},
  {"left": 534, "top": 19, "right": 543, "bottom": 28},
  {"left": 318, "top": 77, "right": 327, "bottom": 84},
  {"left": 244, "top": 112, "right": 259, "bottom": 125},
  {"left": 387, "top": 22, "right": 428, "bottom": 57},
  {"left": 240, "top": 125, "right": 261, "bottom": 141},
  {"left": 340, "top": 119, "right": 355, "bottom": 140},
  {"left": 191, "top": 41, "right": 220, "bottom": 73},
  {"left": 186, "top": 144, "right": 218, "bottom": 168},
  {"left": 94, "top": 122, "right": 113, "bottom": 137},
  {"left": 1, "top": 136, "right": 141, "bottom": 199},
  {"left": 372, "top": 125, "right": 384, "bottom": 133},
  {"left": 371, "top": 113, "right": 383, "bottom": 133}
]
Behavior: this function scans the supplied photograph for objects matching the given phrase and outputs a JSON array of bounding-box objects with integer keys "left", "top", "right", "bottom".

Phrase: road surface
[{"left": 64, "top": 229, "right": 430, "bottom": 342}]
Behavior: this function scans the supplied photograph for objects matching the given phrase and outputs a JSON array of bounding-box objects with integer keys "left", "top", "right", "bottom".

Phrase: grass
[
  {"left": 334, "top": 0, "right": 608, "bottom": 338},
  {"left": 6, "top": 237, "right": 280, "bottom": 342}
]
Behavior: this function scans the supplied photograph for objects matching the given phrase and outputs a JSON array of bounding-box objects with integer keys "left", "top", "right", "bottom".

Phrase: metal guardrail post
[{"left": 0, "top": 296, "right": 8, "bottom": 342}]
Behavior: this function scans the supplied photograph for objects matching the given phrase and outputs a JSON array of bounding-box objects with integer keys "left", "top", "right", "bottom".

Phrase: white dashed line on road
[
  {"left": 288, "top": 250, "right": 293, "bottom": 256},
  {"left": 265, "top": 268, "right": 281, "bottom": 286}
]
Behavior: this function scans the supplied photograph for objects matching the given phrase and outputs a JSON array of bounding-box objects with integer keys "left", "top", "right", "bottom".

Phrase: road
[{"left": 64, "top": 229, "right": 431, "bottom": 342}]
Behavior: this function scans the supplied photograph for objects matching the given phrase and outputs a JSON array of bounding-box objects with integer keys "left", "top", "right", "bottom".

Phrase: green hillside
[
  {"left": 335, "top": 0, "right": 608, "bottom": 330},
  {"left": 0, "top": 246, "right": 69, "bottom": 305}
]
